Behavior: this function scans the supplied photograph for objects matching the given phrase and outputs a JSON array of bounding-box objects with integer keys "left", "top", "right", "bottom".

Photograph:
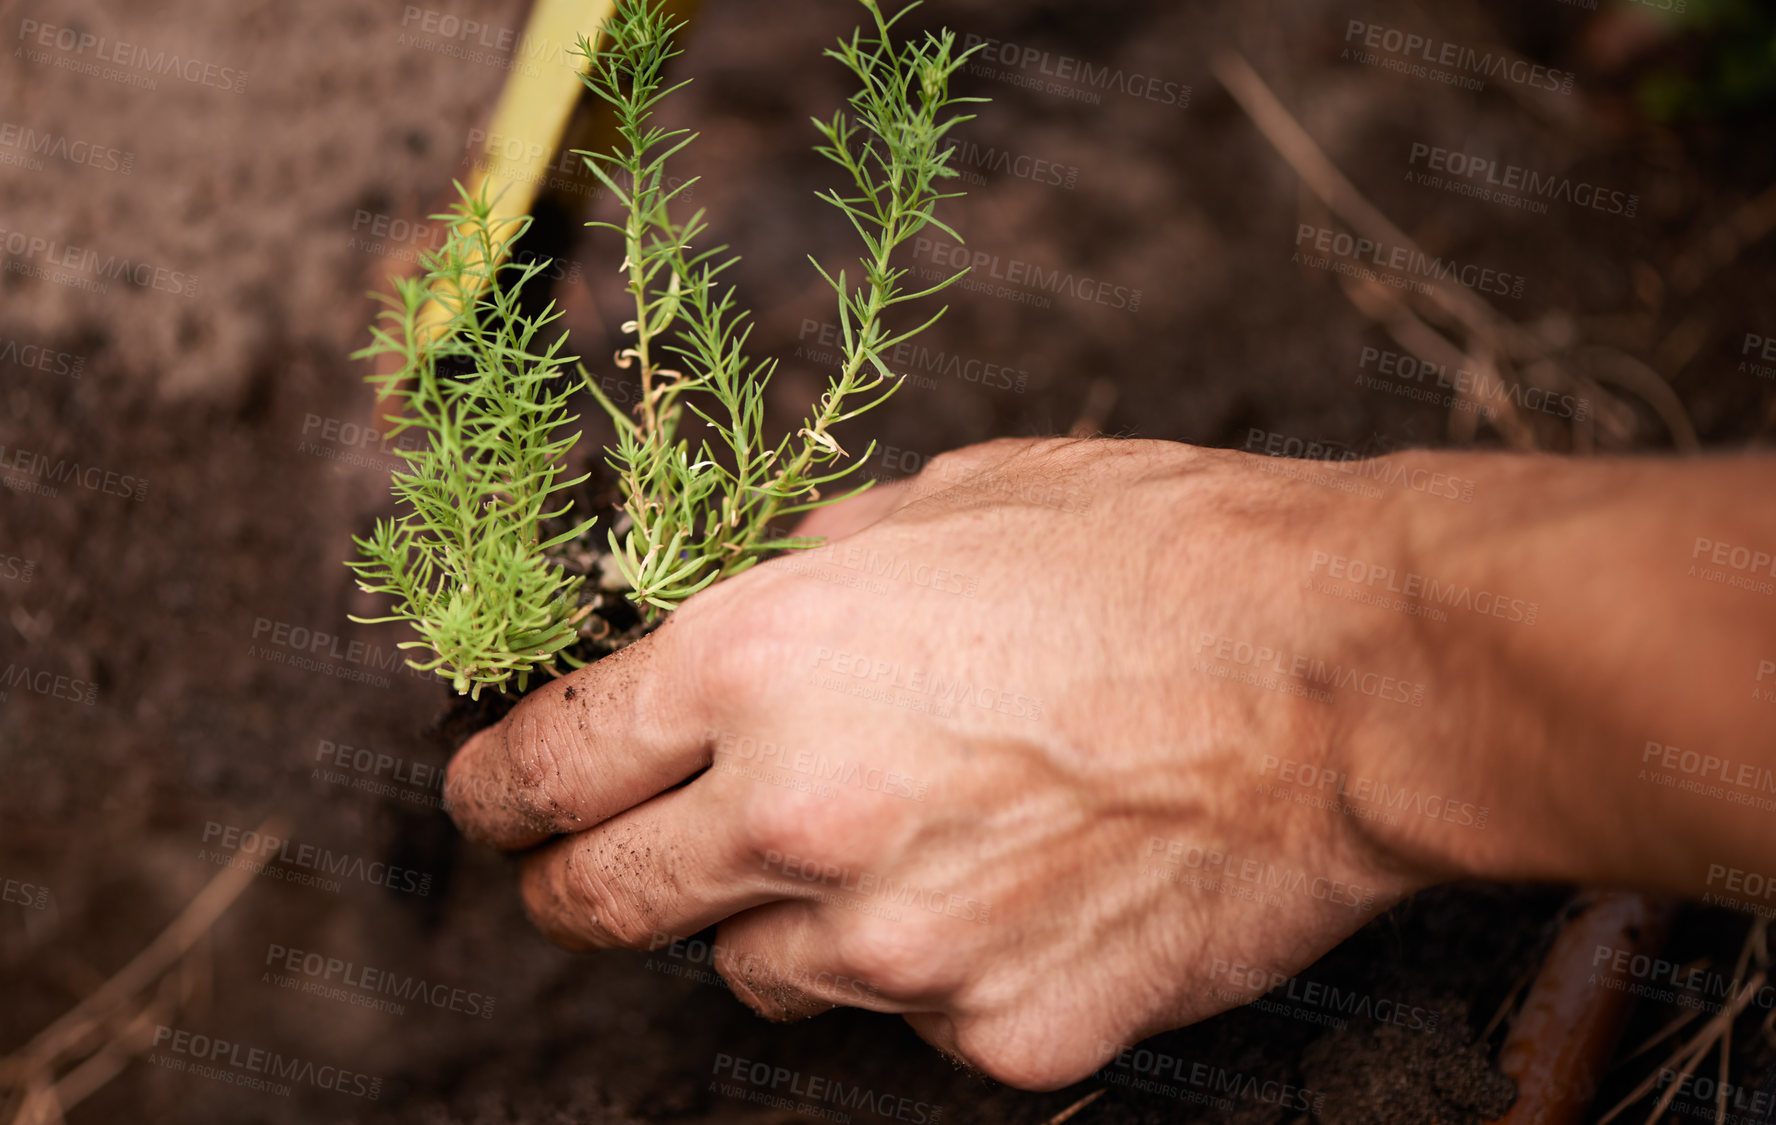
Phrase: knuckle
[
  {"left": 737, "top": 787, "right": 797, "bottom": 857},
  {"left": 561, "top": 847, "right": 654, "bottom": 949},
  {"left": 441, "top": 742, "right": 485, "bottom": 826},
  {"left": 442, "top": 718, "right": 565, "bottom": 845},
  {"left": 518, "top": 854, "right": 585, "bottom": 950},
  {"left": 676, "top": 586, "right": 799, "bottom": 706},
  {"left": 711, "top": 953, "right": 794, "bottom": 1021},
  {"left": 742, "top": 786, "right": 871, "bottom": 865},
  {"left": 833, "top": 921, "right": 940, "bottom": 998},
  {"left": 505, "top": 706, "right": 568, "bottom": 794},
  {"left": 706, "top": 630, "right": 781, "bottom": 705},
  {"left": 499, "top": 706, "right": 590, "bottom": 830},
  {"left": 952, "top": 1020, "right": 1099, "bottom": 1092},
  {"left": 712, "top": 963, "right": 773, "bottom": 1017}
]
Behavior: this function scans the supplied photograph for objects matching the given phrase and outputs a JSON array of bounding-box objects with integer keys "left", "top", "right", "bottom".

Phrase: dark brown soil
[{"left": 3, "top": 0, "right": 1774, "bottom": 1122}]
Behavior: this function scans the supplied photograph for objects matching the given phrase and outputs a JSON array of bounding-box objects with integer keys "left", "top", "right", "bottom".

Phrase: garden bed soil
[{"left": 3, "top": 0, "right": 1774, "bottom": 1121}]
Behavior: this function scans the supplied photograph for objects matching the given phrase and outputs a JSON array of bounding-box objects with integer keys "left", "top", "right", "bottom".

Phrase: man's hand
[
  {"left": 444, "top": 437, "right": 1433, "bottom": 1089},
  {"left": 443, "top": 436, "right": 1776, "bottom": 1090}
]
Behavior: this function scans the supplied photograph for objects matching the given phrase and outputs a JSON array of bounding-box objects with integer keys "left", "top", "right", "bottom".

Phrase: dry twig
[
  {"left": 1213, "top": 50, "right": 1700, "bottom": 454},
  {"left": 0, "top": 819, "right": 282, "bottom": 1125}
]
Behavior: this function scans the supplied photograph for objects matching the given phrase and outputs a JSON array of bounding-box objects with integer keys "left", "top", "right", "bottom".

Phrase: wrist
[
  {"left": 1308, "top": 450, "right": 1553, "bottom": 890},
  {"left": 1331, "top": 451, "right": 1701, "bottom": 893},
  {"left": 1206, "top": 445, "right": 1776, "bottom": 905},
  {"left": 1196, "top": 448, "right": 1466, "bottom": 895}
]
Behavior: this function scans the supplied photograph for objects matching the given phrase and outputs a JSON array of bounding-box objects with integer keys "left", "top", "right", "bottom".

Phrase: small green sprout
[
  {"left": 577, "top": 0, "right": 983, "bottom": 615},
  {"left": 348, "top": 195, "right": 593, "bottom": 699},
  {"left": 350, "top": 0, "right": 983, "bottom": 697}
]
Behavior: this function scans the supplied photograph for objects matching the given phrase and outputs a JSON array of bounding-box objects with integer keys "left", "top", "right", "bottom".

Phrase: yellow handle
[{"left": 419, "top": 0, "right": 617, "bottom": 337}]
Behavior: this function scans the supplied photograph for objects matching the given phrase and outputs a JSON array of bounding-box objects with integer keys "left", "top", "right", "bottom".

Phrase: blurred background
[{"left": 3, "top": 0, "right": 1775, "bottom": 1121}]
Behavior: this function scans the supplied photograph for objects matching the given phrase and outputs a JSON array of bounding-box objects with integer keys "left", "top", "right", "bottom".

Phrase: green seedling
[{"left": 350, "top": 0, "right": 982, "bottom": 698}]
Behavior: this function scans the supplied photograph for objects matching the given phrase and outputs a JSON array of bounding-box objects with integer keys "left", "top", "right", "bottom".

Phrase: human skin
[{"left": 443, "top": 436, "right": 1776, "bottom": 1091}]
